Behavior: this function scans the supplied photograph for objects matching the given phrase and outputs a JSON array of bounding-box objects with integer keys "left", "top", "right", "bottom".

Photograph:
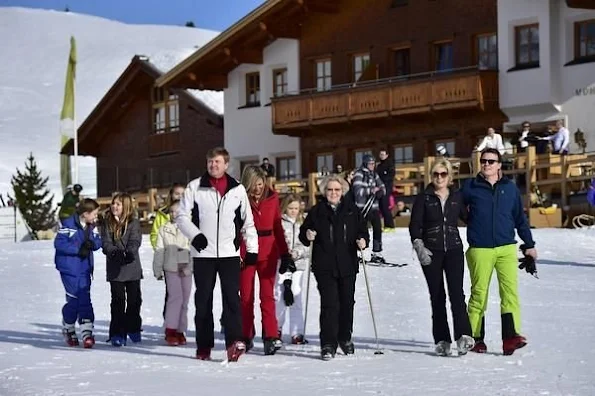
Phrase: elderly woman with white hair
[
  {"left": 409, "top": 158, "right": 474, "bottom": 357},
  {"left": 299, "top": 174, "right": 369, "bottom": 361}
]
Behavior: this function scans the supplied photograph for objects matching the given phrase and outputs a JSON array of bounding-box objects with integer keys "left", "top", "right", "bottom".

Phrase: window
[
  {"left": 392, "top": 48, "right": 410, "bottom": 77},
  {"left": 273, "top": 68, "right": 288, "bottom": 97},
  {"left": 245, "top": 72, "right": 261, "bottom": 106},
  {"left": 353, "top": 53, "right": 370, "bottom": 82},
  {"left": 476, "top": 33, "right": 498, "bottom": 70},
  {"left": 276, "top": 156, "right": 297, "bottom": 181},
  {"left": 394, "top": 145, "right": 414, "bottom": 164},
  {"left": 239, "top": 159, "right": 259, "bottom": 175},
  {"left": 515, "top": 24, "right": 539, "bottom": 67},
  {"left": 316, "top": 153, "right": 333, "bottom": 173},
  {"left": 433, "top": 41, "right": 453, "bottom": 71},
  {"left": 152, "top": 88, "right": 178, "bottom": 134},
  {"left": 316, "top": 59, "right": 332, "bottom": 92},
  {"left": 354, "top": 149, "right": 373, "bottom": 167},
  {"left": 435, "top": 141, "right": 455, "bottom": 157},
  {"left": 575, "top": 20, "right": 595, "bottom": 59}
]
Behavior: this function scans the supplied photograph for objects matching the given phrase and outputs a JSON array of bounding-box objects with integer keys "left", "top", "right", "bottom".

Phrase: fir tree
[
  {"left": 185, "top": 21, "right": 195, "bottom": 27},
  {"left": 64, "top": 5, "right": 70, "bottom": 12},
  {"left": 11, "top": 153, "right": 57, "bottom": 233}
]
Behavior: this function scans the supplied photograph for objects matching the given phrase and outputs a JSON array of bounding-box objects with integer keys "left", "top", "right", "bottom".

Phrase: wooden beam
[
  {"left": 222, "top": 47, "right": 263, "bottom": 64},
  {"left": 301, "top": 0, "right": 340, "bottom": 13},
  {"left": 195, "top": 74, "right": 228, "bottom": 90}
]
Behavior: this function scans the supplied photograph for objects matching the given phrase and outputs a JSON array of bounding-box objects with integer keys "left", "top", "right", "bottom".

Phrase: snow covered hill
[
  {"left": 0, "top": 228, "right": 594, "bottom": 395},
  {"left": 0, "top": 7, "right": 221, "bottom": 200}
]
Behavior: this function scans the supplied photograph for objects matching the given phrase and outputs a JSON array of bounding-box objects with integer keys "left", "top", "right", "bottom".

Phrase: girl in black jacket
[
  {"left": 409, "top": 158, "right": 474, "bottom": 356},
  {"left": 101, "top": 193, "right": 143, "bottom": 347},
  {"left": 299, "top": 175, "right": 369, "bottom": 361}
]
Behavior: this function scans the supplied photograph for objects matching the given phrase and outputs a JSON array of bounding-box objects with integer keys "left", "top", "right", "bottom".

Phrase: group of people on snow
[{"left": 53, "top": 144, "right": 538, "bottom": 361}]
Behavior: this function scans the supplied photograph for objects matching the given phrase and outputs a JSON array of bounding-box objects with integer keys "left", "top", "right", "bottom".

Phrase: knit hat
[{"left": 362, "top": 154, "right": 375, "bottom": 166}]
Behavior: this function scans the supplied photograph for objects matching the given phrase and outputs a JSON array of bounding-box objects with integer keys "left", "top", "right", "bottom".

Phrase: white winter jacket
[
  {"left": 176, "top": 173, "right": 258, "bottom": 259},
  {"left": 281, "top": 214, "right": 309, "bottom": 271},
  {"left": 152, "top": 222, "right": 192, "bottom": 278}
]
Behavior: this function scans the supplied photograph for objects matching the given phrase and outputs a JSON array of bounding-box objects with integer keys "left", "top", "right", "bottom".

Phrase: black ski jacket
[{"left": 409, "top": 185, "right": 467, "bottom": 252}]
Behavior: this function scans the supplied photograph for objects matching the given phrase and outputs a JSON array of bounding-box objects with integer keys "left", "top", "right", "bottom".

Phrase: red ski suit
[{"left": 240, "top": 190, "right": 289, "bottom": 340}]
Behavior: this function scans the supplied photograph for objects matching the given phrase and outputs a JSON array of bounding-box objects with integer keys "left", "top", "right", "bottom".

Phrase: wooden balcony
[
  {"left": 566, "top": 0, "right": 595, "bottom": 9},
  {"left": 272, "top": 68, "right": 498, "bottom": 131},
  {"left": 148, "top": 131, "right": 180, "bottom": 156}
]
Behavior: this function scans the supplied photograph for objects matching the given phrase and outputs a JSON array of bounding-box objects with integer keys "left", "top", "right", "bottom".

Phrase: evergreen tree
[
  {"left": 185, "top": 21, "right": 195, "bottom": 27},
  {"left": 64, "top": 5, "right": 70, "bottom": 12},
  {"left": 11, "top": 153, "right": 57, "bottom": 233}
]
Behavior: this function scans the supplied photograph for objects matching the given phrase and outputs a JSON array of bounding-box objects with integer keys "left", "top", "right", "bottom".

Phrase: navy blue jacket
[
  {"left": 462, "top": 175, "right": 534, "bottom": 249},
  {"left": 54, "top": 215, "right": 102, "bottom": 277}
]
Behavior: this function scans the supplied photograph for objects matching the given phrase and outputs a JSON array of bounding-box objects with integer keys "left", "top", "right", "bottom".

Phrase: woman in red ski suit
[{"left": 240, "top": 166, "right": 294, "bottom": 355}]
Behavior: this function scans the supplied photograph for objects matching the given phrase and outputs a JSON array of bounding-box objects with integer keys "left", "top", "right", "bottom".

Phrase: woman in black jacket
[
  {"left": 299, "top": 175, "right": 369, "bottom": 361},
  {"left": 101, "top": 193, "right": 143, "bottom": 347},
  {"left": 409, "top": 158, "right": 474, "bottom": 357}
]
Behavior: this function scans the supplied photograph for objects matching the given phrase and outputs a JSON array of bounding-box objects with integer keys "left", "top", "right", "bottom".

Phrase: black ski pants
[
  {"left": 421, "top": 248, "right": 471, "bottom": 344},
  {"left": 366, "top": 209, "right": 383, "bottom": 252},
  {"left": 109, "top": 280, "right": 142, "bottom": 338},
  {"left": 193, "top": 257, "right": 242, "bottom": 349},
  {"left": 314, "top": 272, "right": 357, "bottom": 348}
]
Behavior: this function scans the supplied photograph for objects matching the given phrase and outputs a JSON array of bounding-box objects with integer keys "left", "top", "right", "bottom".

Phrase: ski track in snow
[{"left": 0, "top": 228, "right": 594, "bottom": 395}]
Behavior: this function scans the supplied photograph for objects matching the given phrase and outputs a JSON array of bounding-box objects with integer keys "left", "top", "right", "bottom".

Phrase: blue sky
[{"left": 0, "top": 0, "right": 265, "bottom": 31}]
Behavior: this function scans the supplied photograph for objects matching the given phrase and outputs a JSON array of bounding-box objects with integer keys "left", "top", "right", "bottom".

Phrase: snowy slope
[
  {"left": 0, "top": 7, "right": 221, "bottom": 200},
  {"left": 0, "top": 228, "right": 594, "bottom": 395}
]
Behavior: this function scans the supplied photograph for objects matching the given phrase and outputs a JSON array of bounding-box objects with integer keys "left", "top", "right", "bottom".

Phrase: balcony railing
[
  {"left": 272, "top": 67, "right": 498, "bottom": 130},
  {"left": 148, "top": 131, "right": 180, "bottom": 156}
]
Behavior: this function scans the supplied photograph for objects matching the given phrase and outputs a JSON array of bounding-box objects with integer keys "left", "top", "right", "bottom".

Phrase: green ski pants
[{"left": 466, "top": 244, "right": 520, "bottom": 339}]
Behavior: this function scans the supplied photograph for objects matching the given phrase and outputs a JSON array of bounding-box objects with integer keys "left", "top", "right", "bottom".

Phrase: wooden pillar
[
  {"left": 471, "top": 150, "right": 481, "bottom": 175},
  {"left": 561, "top": 154, "right": 568, "bottom": 209},
  {"left": 148, "top": 187, "right": 157, "bottom": 213},
  {"left": 525, "top": 146, "right": 536, "bottom": 212},
  {"left": 308, "top": 172, "right": 317, "bottom": 208},
  {"left": 424, "top": 156, "right": 435, "bottom": 187}
]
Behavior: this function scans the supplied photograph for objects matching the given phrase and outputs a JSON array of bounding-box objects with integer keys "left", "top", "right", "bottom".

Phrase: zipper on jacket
[
  {"left": 442, "top": 196, "right": 448, "bottom": 252},
  {"left": 330, "top": 223, "right": 334, "bottom": 244},
  {"left": 344, "top": 223, "right": 347, "bottom": 244},
  {"left": 492, "top": 184, "right": 497, "bottom": 248}
]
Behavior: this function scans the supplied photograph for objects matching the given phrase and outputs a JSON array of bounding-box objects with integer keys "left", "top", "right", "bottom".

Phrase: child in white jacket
[
  {"left": 276, "top": 194, "right": 309, "bottom": 345},
  {"left": 152, "top": 201, "right": 192, "bottom": 346}
]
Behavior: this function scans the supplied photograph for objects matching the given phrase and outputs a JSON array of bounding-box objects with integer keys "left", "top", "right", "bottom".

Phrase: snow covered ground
[
  {"left": 0, "top": 7, "right": 221, "bottom": 200},
  {"left": 1, "top": 228, "right": 594, "bottom": 396}
]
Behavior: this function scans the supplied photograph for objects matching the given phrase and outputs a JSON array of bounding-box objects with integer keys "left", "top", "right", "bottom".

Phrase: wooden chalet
[
  {"left": 157, "top": 0, "right": 505, "bottom": 175},
  {"left": 62, "top": 55, "right": 224, "bottom": 198}
]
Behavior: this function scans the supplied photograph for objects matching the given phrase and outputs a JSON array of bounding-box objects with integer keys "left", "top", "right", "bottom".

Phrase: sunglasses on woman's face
[
  {"left": 480, "top": 159, "right": 499, "bottom": 165},
  {"left": 432, "top": 171, "right": 448, "bottom": 178}
]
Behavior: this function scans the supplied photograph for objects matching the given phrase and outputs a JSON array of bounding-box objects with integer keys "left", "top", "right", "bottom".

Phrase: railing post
[
  {"left": 561, "top": 154, "right": 568, "bottom": 209},
  {"left": 424, "top": 156, "right": 435, "bottom": 187},
  {"left": 472, "top": 151, "right": 481, "bottom": 175},
  {"left": 308, "top": 172, "right": 317, "bottom": 208}
]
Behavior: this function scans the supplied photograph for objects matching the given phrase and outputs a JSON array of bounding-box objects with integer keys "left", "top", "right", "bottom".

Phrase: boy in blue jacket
[{"left": 54, "top": 198, "right": 102, "bottom": 348}]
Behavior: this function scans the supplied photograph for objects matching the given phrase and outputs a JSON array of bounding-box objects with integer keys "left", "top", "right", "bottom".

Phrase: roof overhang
[
  {"left": 566, "top": 0, "right": 595, "bottom": 9},
  {"left": 155, "top": 0, "right": 340, "bottom": 91}
]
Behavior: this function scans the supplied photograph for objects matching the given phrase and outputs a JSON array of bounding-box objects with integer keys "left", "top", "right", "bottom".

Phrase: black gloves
[
  {"left": 283, "top": 279, "right": 294, "bottom": 306},
  {"left": 124, "top": 249, "right": 135, "bottom": 264},
  {"left": 244, "top": 252, "right": 258, "bottom": 266},
  {"left": 191, "top": 234, "right": 208, "bottom": 252},
  {"left": 279, "top": 254, "right": 296, "bottom": 274},
  {"left": 110, "top": 249, "right": 126, "bottom": 266},
  {"left": 83, "top": 240, "right": 94, "bottom": 250},
  {"left": 375, "top": 189, "right": 384, "bottom": 199},
  {"left": 77, "top": 244, "right": 90, "bottom": 259},
  {"left": 519, "top": 244, "right": 537, "bottom": 277}
]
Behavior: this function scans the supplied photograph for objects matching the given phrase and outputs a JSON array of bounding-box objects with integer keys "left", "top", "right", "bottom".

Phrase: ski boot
[
  {"left": 291, "top": 334, "right": 308, "bottom": 345},
  {"left": 263, "top": 338, "right": 282, "bottom": 355},
  {"left": 176, "top": 332, "right": 187, "bottom": 346},
  {"left": 62, "top": 321, "right": 79, "bottom": 347},
  {"left": 503, "top": 335, "right": 527, "bottom": 356},
  {"left": 338, "top": 340, "right": 355, "bottom": 355},
  {"left": 320, "top": 344, "right": 336, "bottom": 361},
  {"left": 435, "top": 341, "right": 451, "bottom": 356},
  {"left": 456, "top": 335, "right": 475, "bottom": 356},
  {"left": 370, "top": 253, "right": 386, "bottom": 264},
  {"left": 80, "top": 319, "right": 94, "bottom": 349},
  {"left": 196, "top": 348, "right": 212, "bottom": 361},
  {"left": 165, "top": 328, "right": 179, "bottom": 346},
  {"left": 128, "top": 332, "right": 142, "bottom": 344},
  {"left": 470, "top": 339, "right": 487, "bottom": 353},
  {"left": 110, "top": 335, "right": 126, "bottom": 347},
  {"left": 226, "top": 340, "right": 246, "bottom": 362}
]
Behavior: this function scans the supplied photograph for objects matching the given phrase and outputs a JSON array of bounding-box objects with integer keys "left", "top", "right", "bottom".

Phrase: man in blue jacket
[{"left": 462, "top": 148, "right": 537, "bottom": 356}]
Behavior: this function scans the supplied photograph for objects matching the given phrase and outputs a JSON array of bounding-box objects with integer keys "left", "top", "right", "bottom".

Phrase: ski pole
[
  {"left": 360, "top": 248, "right": 383, "bottom": 355},
  {"left": 302, "top": 244, "right": 313, "bottom": 338}
]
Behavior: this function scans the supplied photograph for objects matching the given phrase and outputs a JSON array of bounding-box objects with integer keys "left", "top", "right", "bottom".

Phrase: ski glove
[
  {"left": 82, "top": 240, "right": 94, "bottom": 250},
  {"left": 283, "top": 279, "right": 294, "bottom": 306},
  {"left": 110, "top": 249, "right": 126, "bottom": 266},
  {"left": 244, "top": 252, "right": 258, "bottom": 266},
  {"left": 279, "top": 254, "right": 296, "bottom": 274},
  {"left": 124, "top": 249, "right": 135, "bottom": 264},
  {"left": 412, "top": 239, "right": 433, "bottom": 266},
  {"left": 77, "top": 244, "right": 91, "bottom": 259},
  {"left": 191, "top": 234, "right": 208, "bottom": 252}
]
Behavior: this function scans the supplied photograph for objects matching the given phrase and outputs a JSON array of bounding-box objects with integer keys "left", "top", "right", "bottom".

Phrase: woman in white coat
[{"left": 276, "top": 194, "right": 309, "bottom": 344}]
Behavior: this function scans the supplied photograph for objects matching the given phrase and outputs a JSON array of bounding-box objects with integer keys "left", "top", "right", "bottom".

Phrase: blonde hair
[
  {"left": 431, "top": 158, "right": 454, "bottom": 186},
  {"left": 319, "top": 174, "right": 350, "bottom": 196},
  {"left": 281, "top": 193, "right": 304, "bottom": 224},
  {"left": 241, "top": 165, "right": 268, "bottom": 199},
  {"left": 105, "top": 193, "right": 135, "bottom": 240}
]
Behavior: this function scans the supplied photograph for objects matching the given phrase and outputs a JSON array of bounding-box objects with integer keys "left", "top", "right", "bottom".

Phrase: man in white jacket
[
  {"left": 177, "top": 147, "right": 258, "bottom": 362},
  {"left": 475, "top": 127, "right": 505, "bottom": 154}
]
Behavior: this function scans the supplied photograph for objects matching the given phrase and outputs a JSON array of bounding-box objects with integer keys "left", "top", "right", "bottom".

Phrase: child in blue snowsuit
[{"left": 54, "top": 198, "right": 102, "bottom": 348}]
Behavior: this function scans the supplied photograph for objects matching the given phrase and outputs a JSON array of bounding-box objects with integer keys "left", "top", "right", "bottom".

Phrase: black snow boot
[
  {"left": 263, "top": 338, "right": 278, "bottom": 356},
  {"left": 338, "top": 340, "right": 355, "bottom": 355},
  {"left": 321, "top": 344, "right": 336, "bottom": 361}
]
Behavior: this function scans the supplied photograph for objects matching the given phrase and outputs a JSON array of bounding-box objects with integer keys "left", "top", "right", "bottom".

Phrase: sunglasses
[
  {"left": 432, "top": 171, "right": 448, "bottom": 178},
  {"left": 480, "top": 159, "right": 499, "bottom": 165}
]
